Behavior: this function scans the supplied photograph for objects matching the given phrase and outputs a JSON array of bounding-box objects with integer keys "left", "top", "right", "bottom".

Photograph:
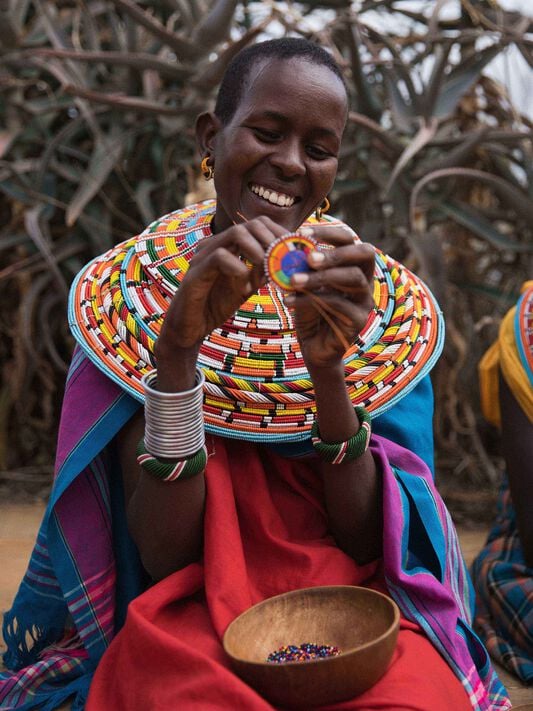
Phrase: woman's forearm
[
  {"left": 309, "top": 362, "right": 382, "bottom": 564},
  {"left": 118, "top": 343, "right": 207, "bottom": 581},
  {"left": 127, "top": 467, "right": 205, "bottom": 581},
  {"left": 117, "top": 410, "right": 206, "bottom": 581}
]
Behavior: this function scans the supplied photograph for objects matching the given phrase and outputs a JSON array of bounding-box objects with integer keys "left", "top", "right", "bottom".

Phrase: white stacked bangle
[{"left": 141, "top": 368, "right": 205, "bottom": 459}]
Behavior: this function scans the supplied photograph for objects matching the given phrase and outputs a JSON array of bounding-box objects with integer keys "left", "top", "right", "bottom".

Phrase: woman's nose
[{"left": 269, "top": 139, "right": 306, "bottom": 177}]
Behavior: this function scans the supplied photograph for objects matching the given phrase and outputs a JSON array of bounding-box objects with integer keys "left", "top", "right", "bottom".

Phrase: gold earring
[
  {"left": 201, "top": 155, "right": 214, "bottom": 181},
  {"left": 315, "top": 196, "right": 330, "bottom": 221}
]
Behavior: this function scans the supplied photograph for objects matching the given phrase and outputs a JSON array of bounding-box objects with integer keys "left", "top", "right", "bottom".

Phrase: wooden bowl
[{"left": 222, "top": 585, "right": 400, "bottom": 708}]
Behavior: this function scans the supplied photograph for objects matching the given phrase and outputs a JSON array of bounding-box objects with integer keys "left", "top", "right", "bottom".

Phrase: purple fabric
[{"left": 55, "top": 353, "right": 127, "bottom": 475}]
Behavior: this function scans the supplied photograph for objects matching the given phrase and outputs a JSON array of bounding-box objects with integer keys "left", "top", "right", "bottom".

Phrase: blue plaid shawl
[{"left": 472, "top": 481, "right": 533, "bottom": 683}]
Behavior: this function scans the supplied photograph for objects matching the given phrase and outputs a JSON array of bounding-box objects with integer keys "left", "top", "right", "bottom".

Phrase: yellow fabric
[
  {"left": 479, "top": 281, "right": 533, "bottom": 427},
  {"left": 479, "top": 339, "right": 501, "bottom": 427}
]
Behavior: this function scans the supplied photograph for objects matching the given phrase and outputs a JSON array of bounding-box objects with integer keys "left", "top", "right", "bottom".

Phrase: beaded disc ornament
[
  {"left": 264, "top": 233, "right": 317, "bottom": 291},
  {"left": 69, "top": 200, "right": 445, "bottom": 442}
]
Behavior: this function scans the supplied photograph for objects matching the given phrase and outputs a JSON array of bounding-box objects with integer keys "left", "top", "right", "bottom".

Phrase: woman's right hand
[{"left": 154, "top": 217, "right": 286, "bottom": 386}]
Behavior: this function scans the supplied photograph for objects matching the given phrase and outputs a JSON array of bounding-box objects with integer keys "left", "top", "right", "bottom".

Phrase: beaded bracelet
[
  {"left": 311, "top": 406, "right": 372, "bottom": 463},
  {"left": 136, "top": 438, "right": 208, "bottom": 482}
]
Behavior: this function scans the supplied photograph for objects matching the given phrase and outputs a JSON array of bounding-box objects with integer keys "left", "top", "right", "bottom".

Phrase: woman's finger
[
  {"left": 290, "top": 265, "right": 374, "bottom": 297},
  {"left": 188, "top": 246, "right": 254, "bottom": 283},
  {"left": 194, "top": 224, "right": 265, "bottom": 266},
  {"left": 196, "top": 216, "right": 287, "bottom": 265},
  {"left": 286, "top": 290, "right": 369, "bottom": 330},
  {"left": 299, "top": 223, "right": 357, "bottom": 247},
  {"left": 244, "top": 216, "right": 289, "bottom": 247},
  {"left": 307, "top": 243, "right": 375, "bottom": 280}
]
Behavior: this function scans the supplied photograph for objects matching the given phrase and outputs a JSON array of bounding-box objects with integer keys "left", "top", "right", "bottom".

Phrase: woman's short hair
[{"left": 214, "top": 37, "right": 347, "bottom": 125}]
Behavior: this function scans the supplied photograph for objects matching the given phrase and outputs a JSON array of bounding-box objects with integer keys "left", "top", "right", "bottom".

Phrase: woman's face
[{"left": 204, "top": 57, "right": 347, "bottom": 233}]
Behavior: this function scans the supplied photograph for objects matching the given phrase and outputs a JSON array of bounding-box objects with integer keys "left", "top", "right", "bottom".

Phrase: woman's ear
[{"left": 196, "top": 111, "right": 222, "bottom": 156}]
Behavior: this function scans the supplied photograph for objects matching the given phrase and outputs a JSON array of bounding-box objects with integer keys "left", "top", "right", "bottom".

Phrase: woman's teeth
[{"left": 250, "top": 184, "right": 295, "bottom": 207}]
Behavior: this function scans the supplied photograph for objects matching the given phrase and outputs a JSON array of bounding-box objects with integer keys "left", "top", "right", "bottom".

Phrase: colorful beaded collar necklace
[{"left": 68, "top": 200, "right": 444, "bottom": 442}]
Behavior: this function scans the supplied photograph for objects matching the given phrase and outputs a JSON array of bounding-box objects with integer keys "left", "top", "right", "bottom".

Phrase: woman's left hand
[{"left": 284, "top": 225, "right": 375, "bottom": 369}]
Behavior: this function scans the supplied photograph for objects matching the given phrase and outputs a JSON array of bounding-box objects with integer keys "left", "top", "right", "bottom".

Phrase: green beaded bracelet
[
  {"left": 311, "top": 406, "right": 372, "bottom": 463},
  {"left": 136, "top": 438, "right": 207, "bottom": 481}
]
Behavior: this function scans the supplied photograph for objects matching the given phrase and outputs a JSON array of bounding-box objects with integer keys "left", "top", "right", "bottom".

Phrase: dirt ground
[{"left": 1, "top": 502, "right": 532, "bottom": 708}]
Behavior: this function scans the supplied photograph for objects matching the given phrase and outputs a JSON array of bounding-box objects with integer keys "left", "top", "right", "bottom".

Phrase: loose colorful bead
[{"left": 266, "top": 642, "right": 340, "bottom": 663}]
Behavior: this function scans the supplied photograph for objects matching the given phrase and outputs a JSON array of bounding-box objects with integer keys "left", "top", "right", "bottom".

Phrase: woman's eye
[
  {"left": 306, "top": 145, "right": 332, "bottom": 160},
  {"left": 253, "top": 128, "right": 281, "bottom": 142}
]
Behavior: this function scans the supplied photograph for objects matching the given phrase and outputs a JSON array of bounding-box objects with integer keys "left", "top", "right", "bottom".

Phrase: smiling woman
[
  {"left": 201, "top": 56, "right": 347, "bottom": 233},
  {"left": 0, "top": 38, "right": 510, "bottom": 711}
]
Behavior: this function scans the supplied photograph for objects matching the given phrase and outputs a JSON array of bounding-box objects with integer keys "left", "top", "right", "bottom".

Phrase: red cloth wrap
[{"left": 87, "top": 438, "right": 471, "bottom": 710}]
